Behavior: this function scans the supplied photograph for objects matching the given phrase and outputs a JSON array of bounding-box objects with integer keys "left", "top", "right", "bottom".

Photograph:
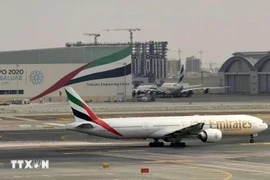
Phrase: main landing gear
[
  {"left": 148, "top": 139, "right": 186, "bottom": 147},
  {"left": 170, "top": 141, "right": 186, "bottom": 147},
  {"left": 149, "top": 139, "right": 164, "bottom": 147}
]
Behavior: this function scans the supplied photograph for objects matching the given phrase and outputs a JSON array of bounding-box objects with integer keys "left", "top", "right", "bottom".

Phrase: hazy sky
[{"left": 1, "top": 0, "right": 270, "bottom": 68}]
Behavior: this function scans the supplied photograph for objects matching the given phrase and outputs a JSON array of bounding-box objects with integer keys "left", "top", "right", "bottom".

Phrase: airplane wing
[
  {"left": 181, "top": 86, "right": 230, "bottom": 93},
  {"left": 183, "top": 84, "right": 203, "bottom": 89},
  {"left": 164, "top": 123, "right": 205, "bottom": 137},
  {"left": 150, "top": 123, "right": 204, "bottom": 138}
]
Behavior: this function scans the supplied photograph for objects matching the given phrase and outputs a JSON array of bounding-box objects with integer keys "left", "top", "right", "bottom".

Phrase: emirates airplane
[{"left": 46, "top": 87, "right": 268, "bottom": 147}]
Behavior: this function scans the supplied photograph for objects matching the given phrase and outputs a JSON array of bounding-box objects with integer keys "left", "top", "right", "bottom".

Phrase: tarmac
[
  {"left": 0, "top": 129, "right": 269, "bottom": 180},
  {"left": 2, "top": 94, "right": 270, "bottom": 116},
  {"left": 0, "top": 94, "right": 270, "bottom": 179}
]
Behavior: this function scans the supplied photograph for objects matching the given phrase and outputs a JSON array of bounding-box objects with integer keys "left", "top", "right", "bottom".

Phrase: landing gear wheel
[
  {"left": 149, "top": 141, "right": 164, "bottom": 147},
  {"left": 250, "top": 134, "right": 255, "bottom": 143},
  {"left": 170, "top": 142, "right": 186, "bottom": 147},
  {"left": 180, "top": 142, "right": 186, "bottom": 147}
]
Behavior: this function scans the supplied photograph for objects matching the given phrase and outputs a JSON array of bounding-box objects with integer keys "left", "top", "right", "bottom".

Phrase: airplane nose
[{"left": 264, "top": 123, "right": 268, "bottom": 130}]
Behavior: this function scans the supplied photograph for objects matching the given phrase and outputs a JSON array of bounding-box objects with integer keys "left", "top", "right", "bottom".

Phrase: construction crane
[
  {"left": 83, "top": 33, "right": 101, "bottom": 44},
  {"left": 209, "top": 62, "right": 216, "bottom": 73},
  {"left": 198, "top": 50, "right": 204, "bottom": 66},
  {"left": 101, "top": 28, "right": 141, "bottom": 44}
]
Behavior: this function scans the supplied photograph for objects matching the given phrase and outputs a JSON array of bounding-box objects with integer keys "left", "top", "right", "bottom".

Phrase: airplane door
[{"left": 144, "top": 122, "right": 150, "bottom": 131}]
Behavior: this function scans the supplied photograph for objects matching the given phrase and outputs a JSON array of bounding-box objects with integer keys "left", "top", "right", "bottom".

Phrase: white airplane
[
  {"left": 46, "top": 87, "right": 268, "bottom": 147},
  {"left": 132, "top": 84, "right": 157, "bottom": 96},
  {"left": 156, "top": 65, "right": 230, "bottom": 97},
  {"left": 132, "top": 65, "right": 191, "bottom": 96},
  {"left": 133, "top": 65, "right": 229, "bottom": 97}
]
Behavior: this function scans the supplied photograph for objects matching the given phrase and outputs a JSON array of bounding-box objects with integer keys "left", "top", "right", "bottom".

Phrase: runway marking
[
  {"left": 143, "top": 159, "right": 192, "bottom": 163},
  {"left": 208, "top": 161, "right": 270, "bottom": 172},
  {"left": 240, "top": 142, "right": 270, "bottom": 145},
  {"left": 108, "top": 150, "right": 145, "bottom": 153},
  {"left": 0, "top": 135, "right": 20, "bottom": 141},
  {"left": 169, "top": 165, "right": 232, "bottom": 180},
  {"left": 63, "top": 152, "right": 97, "bottom": 155},
  {"left": 61, "top": 134, "right": 88, "bottom": 141},
  {"left": 189, "top": 163, "right": 270, "bottom": 175},
  {"left": 60, "top": 118, "right": 73, "bottom": 121}
]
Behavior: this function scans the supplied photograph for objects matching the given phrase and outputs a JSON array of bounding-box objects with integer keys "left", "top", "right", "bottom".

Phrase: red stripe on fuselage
[{"left": 81, "top": 103, "right": 123, "bottom": 137}]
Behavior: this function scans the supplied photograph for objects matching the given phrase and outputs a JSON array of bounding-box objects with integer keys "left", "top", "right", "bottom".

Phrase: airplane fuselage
[
  {"left": 158, "top": 84, "right": 184, "bottom": 95},
  {"left": 67, "top": 114, "right": 267, "bottom": 139}
]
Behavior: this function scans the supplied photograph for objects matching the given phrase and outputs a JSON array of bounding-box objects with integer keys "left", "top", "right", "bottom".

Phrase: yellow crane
[
  {"left": 83, "top": 33, "right": 101, "bottom": 44},
  {"left": 102, "top": 28, "right": 141, "bottom": 43}
]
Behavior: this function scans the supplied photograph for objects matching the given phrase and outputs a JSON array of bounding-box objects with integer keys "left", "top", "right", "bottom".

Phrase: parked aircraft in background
[
  {"left": 133, "top": 65, "right": 229, "bottom": 97},
  {"left": 132, "top": 84, "right": 157, "bottom": 96},
  {"left": 45, "top": 87, "right": 268, "bottom": 147}
]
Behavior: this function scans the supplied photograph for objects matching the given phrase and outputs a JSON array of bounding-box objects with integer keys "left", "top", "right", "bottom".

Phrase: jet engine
[
  {"left": 183, "top": 90, "right": 193, "bottom": 97},
  {"left": 132, "top": 90, "right": 145, "bottom": 96},
  {"left": 204, "top": 88, "right": 209, "bottom": 94},
  {"left": 197, "top": 129, "right": 222, "bottom": 143}
]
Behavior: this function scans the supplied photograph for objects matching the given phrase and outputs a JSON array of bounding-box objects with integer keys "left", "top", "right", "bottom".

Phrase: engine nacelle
[
  {"left": 204, "top": 89, "right": 209, "bottom": 94},
  {"left": 197, "top": 129, "right": 222, "bottom": 143},
  {"left": 132, "top": 90, "right": 146, "bottom": 96}
]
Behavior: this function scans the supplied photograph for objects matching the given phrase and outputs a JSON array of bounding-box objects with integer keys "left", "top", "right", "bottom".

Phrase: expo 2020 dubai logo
[{"left": 29, "top": 70, "right": 44, "bottom": 85}]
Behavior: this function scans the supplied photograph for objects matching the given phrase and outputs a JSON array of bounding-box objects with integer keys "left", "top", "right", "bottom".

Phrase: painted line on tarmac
[
  {"left": 3, "top": 116, "right": 39, "bottom": 122},
  {"left": 61, "top": 134, "right": 88, "bottom": 142},
  {"left": 240, "top": 142, "right": 270, "bottom": 145},
  {"left": 108, "top": 149, "right": 145, "bottom": 153},
  {"left": 168, "top": 164, "right": 232, "bottom": 180},
  {"left": 0, "top": 135, "right": 20, "bottom": 141},
  {"left": 0, "top": 141, "right": 115, "bottom": 148},
  {"left": 188, "top": 162, "right": 270, "bottom": 175},
  {"left": 143, "top": 159, "right": 192, "bottom": 163}
]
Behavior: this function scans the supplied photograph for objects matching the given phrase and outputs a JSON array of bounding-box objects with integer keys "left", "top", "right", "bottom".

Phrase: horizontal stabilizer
[
  {"left": 66, "top": 122, "right": 95, "bottom": 129},
  {"left": 43, "top": 123, "right": 66, "bottom": 127}
]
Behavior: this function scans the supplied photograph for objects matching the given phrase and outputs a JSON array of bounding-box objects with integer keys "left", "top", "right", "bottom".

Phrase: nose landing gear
[{"left": 250, "top": 134, "right": 257, "bottom": 143}]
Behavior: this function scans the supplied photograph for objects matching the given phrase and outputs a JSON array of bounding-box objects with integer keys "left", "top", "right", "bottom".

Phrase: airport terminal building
[
  {"left": 0, "top": 45, "right": 132, "bottom": 101},
  {"left": 218, "top": 51, "right": 270, "bottom": 94}
]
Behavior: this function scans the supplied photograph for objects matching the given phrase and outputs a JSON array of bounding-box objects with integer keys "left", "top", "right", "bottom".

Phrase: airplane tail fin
[
  {"left": 65, "top": 86, "right": 99, "bottom": 123},
  {"left": 178, "top": 65, "right": 184, "bottom": 83},
  {"left": 65, "top": 86, "right": 123, "bottom": 136}
]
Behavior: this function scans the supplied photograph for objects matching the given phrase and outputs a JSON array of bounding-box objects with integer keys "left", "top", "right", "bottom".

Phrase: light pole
[
  {"left": 198, "top": 50, "right": 203, "bottom": 85},
  {"left": 178, "top": 48, "right": 183, "bottom": 69},
  {"left": 123, "top": 62, "right": 127, "bottom": 101},
  {"left": 16, "top": 64, "right": 19, "bottom": 99}
]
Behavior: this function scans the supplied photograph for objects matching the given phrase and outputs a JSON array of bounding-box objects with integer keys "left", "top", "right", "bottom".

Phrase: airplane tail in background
[{"left": 178, "top": 65, "right": 184, "bottom": 84}]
